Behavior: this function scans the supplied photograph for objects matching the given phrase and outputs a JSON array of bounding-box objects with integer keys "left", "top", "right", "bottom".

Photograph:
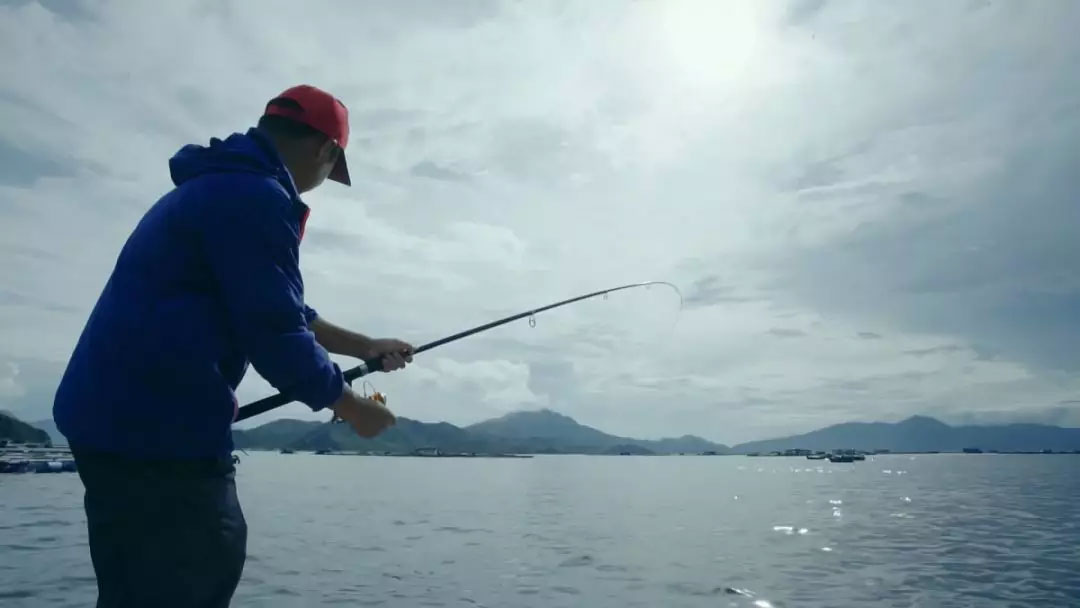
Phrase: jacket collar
[
  {"left": 246, "top": 127, "right": 312, "bottom": 242},
  {"left": 246, "top": 127, "right": 302, "bottom": 202}
]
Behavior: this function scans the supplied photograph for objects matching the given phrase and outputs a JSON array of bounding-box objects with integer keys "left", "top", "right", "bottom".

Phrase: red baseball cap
[{"left": 263, "top": 84, "right": 351, "bottom": 186}]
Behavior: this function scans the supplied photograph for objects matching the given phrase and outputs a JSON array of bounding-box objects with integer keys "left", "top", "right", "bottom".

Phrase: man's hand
[
  {"left": 330, "top": 386, "right": 396, "bottom": 438},
  {"left": 365, "top": 338, "right": 414, "bottom": 372},
  {"left": 308, "top": 317, "right": 414, "bottom": 372}
]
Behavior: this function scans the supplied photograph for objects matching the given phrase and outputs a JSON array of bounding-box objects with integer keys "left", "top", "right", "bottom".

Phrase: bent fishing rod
[{"left": 234, "top": 280, "right": 682, "bottom": 423}]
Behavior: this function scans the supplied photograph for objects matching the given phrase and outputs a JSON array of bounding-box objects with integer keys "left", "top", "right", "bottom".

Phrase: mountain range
[
  {"left": 29, "top": 418, "right": 62, "bottom": 445},
  {"left": 232, "top": 409, "right": 729, "bottom": 455},
  {"left": 1, "top": 411, "right": 50, "bottom": 444},
  {"left": 6, "top": 409, "right": 1079, "bottom": 455},
  {"left": 730, "top": 415, "right": 1080, "bottom": 454},
  {"left": 230, "top": 409, "right": 1080, "bottom": 455}
]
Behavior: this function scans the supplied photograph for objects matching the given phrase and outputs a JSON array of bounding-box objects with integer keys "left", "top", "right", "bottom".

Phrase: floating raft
[{"left": 0, "top": 444, "right": 77, "bottom": 473}]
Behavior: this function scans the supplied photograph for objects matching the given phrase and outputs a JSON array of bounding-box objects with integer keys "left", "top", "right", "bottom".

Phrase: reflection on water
[{"left": 2, "top": 453, "right": 1079, "bottom": 606}]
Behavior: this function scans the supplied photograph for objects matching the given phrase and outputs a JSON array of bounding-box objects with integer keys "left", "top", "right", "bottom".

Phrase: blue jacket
[{"left": 53, "top": 128, "right": 345, "bottom": 459}]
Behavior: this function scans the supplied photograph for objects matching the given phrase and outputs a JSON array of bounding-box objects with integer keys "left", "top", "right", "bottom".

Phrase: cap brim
[{"left": 329, "top": 152, "right": 351, "bottom": 186}]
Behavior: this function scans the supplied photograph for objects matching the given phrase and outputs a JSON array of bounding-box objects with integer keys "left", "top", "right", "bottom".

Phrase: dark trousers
[{"left": 72, "top": 448, "right": 248, "bottom": 608}]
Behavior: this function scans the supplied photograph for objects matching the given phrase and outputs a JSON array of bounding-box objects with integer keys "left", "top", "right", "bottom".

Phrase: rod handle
[
  {"left": 344, "top": 357, "right": 383, "bottom": 384},
  {"left": 234, "top": 357, "right": 383, "bottom": 423}
]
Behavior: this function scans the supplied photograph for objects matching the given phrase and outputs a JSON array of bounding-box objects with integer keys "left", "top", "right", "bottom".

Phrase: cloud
[
  {"left": 683, "top": 276, "right": 761, "bottom": 308},
  {"left": 0, "top": 361, "right": 24, "bottom": 398},
  {"left": 0, "top": 139, "right": 73, "bottom": 186},
  {"left": 0, "top": 357, "right": 65, "bottom": 425},
  {"left": 783, "top": 0, "right": 828, "bottom": 26},
  {"left": 1, "top": 0, "right": 1078, "bottom": 444},
  {"left": 410, "top": 160, "right": 472, "bottom": 183},
  {"left": 904, "top": 344, "right": 965, "bottom": 358},
  {"left": 398, "top": 357, "right": 549, "bottom": 423}
]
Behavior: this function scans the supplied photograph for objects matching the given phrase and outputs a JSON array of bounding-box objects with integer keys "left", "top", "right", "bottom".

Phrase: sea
[{"left": 2, "top": 452, "right": 1079, "bottom": 607}]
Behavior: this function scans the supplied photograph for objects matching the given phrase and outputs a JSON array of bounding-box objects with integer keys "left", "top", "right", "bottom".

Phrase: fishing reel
[{"left": 330, "top": 379, "right": 386, "bottom": 424}]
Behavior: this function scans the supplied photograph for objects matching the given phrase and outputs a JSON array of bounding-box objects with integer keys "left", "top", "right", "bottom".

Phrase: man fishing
[{"left": 52, "top": 84, "right": 412, "bottom": 607}]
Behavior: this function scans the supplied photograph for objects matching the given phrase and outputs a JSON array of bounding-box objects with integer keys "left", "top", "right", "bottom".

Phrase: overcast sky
[{"left": 1, "top": 0, "right": 1077, "bottom": 445}]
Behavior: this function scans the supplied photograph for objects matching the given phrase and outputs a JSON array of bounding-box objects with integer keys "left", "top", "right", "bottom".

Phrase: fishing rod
[{"left": 234, "top": 280, "right": 682, "bottom": 422}]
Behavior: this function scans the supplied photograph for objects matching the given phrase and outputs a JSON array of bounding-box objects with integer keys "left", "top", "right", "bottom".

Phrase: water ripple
[{"left": 2, "top": 453, "right": 1078, "bottom": 607}]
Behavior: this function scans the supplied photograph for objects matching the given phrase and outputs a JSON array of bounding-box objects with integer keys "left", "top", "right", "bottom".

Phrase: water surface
[{"left": 3, "top": 453, "right": 1079, "bottom": 607}]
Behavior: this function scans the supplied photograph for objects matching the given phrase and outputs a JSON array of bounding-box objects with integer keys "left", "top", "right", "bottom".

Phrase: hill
[
  {"left": 290, "top": 417, "right": 496, "bottom": 453},
  {"left": 466, "top": 409, "right": 729, "bottom": 454},
  {"left": 231, "top": 409, "right": 730, "bottom": 455},
  {"left": 603, "top": 443, "right": 656, "bottom": 455},
  {"left": 30, "top": 419, "right": 63, "bottom": 445},
  {"left": 0, "top": 411, "right": 50, "bottom": 444},
  {"left": 467, "top": 409, "right": 615, "bottom": 446},
  {"left": 232, "top": 419, "right": 322, "bottom": 450},
  {"left": 232, "top": 416, "right": 512, "bottom": 454},
  {"left": 731, "top": 415, "right": 1080, "bottom": 454}
]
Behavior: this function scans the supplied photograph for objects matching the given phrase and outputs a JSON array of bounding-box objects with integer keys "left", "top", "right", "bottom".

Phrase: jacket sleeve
[
  {"left": 199, "top": 178, "right": 344, "bottom": 411},
  {"left": 303, "top": 304, "right": 319, "bottom": 325}
]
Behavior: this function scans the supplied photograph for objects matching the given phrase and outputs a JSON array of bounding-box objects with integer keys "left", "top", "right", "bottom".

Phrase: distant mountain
[
  {"left": 0, "top": 412, "right": 50, "bottom": 444},
  {"left": 466, "top": 409, "right": 622, "bottom": 449},
  {"left": 603, "top": 443, "right": 656, "bottom": 455},
  {"left": 646, "top": 435, "right": 728, "bottom": 454},
  {"left": 231, "top": 409, "right": 730, "bottom": 455},
  {"left": 232, "top": 416, "right": 505, "bottom": 453},
  {"left": 30, "top": 419, "right": 63, "bottom": 445},
  {"left": 233, "top": 419, "right": 322, "bottom": 450},
  {"left": 466, "top": 409, "right": 729, "bottom": 454},
  {"left": 731, "top": 415, "right": 1080, "bottom": 454},
  {"left": 290, "top": 417, "right": 497, "bottom": 453}
]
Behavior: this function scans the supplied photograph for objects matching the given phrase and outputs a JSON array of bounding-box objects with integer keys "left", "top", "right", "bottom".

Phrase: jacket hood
[{"left": 168, "top": 128, "right": 300, "bottom": 199}]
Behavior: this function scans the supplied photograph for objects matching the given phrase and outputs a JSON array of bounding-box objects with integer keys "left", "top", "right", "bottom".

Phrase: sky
[{"left": 1, "top": 0, "right": 1078, "bottom": 445}]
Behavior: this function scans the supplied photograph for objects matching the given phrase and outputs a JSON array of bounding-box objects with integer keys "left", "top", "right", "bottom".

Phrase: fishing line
[{"left": 234, "top": 280, "right": 683, "bottom": 423}]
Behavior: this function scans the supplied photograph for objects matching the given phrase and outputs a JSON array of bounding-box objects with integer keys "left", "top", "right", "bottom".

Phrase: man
[{"left": 52, "top": 84, "right": 412, "bottom": 607}]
